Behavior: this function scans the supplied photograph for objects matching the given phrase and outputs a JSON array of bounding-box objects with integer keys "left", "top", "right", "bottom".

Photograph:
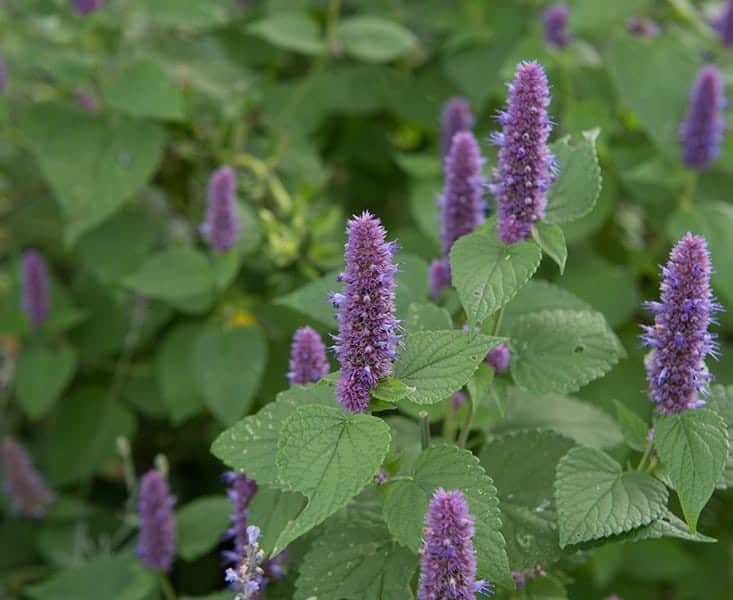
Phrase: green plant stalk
[{"left": 419, "top": 410, "right": 430, "bottom": 450}]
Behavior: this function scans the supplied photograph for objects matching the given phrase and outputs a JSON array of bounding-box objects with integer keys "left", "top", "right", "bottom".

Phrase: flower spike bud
[
  {"left": 287, "top": 326, "right": 330, "bottom": 385},
  {"left": 1, "top": 438, "right": 55, "bottom": 517},
  {"left": 137, "top": 469, "right": 176, "bottom": 572},
  {"left": 204, "top": 165, "right": 241, "bottom": 251},
  {"left": 680, "top": 66, "right": 725, "bottom": 171},
  {"left": 440, "top": 98, "right": 474, "bottom": 160},
  {"left": 21, "top": 249, "right": 51, "bottom": 328}
]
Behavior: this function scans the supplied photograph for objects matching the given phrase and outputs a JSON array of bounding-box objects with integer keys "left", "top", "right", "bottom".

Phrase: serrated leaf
[
  {"left": 480, "top": 430, "right": 574, "bottom": 509},
  {"left": 156, "top": 323, "right": 205, "bottom": 424},
  {"left": 545, "top": 130, "right": 602, "bottom": 223},
  {"left": 25, "top": 554, "right": 156, "bottom": 600},
  {"left": 210, "top": 381, "right": 337, "bottom": 487},
  {"left": 123, "top": 247, "right": 214, "bottom": 302},
  {"left": 248, "top": 12, "right": 324, "bottom": 55},
  {"left": 405, "top": 302, "right": 452, "bottom": 333},
  {"left": 500, "top": 280, "right": 591, "bottom": 334},
  {"left": 338, "top": 17, "right": 418, "bottom": 63},
  {"left": 248, "top": 487, "right": 306, "bottom": 556},
  {"left": 532, "top": 222, "right": 567, "bottom": 273},
  {"left": 613, "top": 399, "right": 649, "bottom": 452},
  {"left": 655, "top": 408, "right": 729, "bottom": 532},
  {"left": 273, "top": 405, "right": 391, "bottom": 554},
  {"left": 274, "top": 270, "right": 338, "bottom": 328},
  {"left": 371, "top": 379, "right": 415, "bottom": 403},
  {"left": 510, "top": 310, "right": 625, "bottom": 395},
  {"left": 294, "top": 519, "right": 417, "bottom": 600},
  {"left": 494, "top": 387, "right": 624, "bottom": 449},
  {"left": 450, "top": 231, "right": 542, "bottom": 325},
  {"left": 619, "top": 511, "right": 717, "bottom": 544},
  {"left": 500, "top": 502, "right": 562, "bottom": 571},
  {"left": 555, "top": 447, "right": 668, "bottom": 547},
  {"left": 176, "top": 496, "right": 231, "bottom": 561},
  {"left": 193, "top": 325, "right": 267, "bottom": 424},
  {"left": 19, "top": 103, "right": 165, "bottom": 244},
  {"left": 393, "top": 331, "right": 501, "bottom": 405},
  {"left": 708, "top": 385, "right": 733, "bottom": 489},
  {"left": 103, "top": 59, "right": 186, "bottom": 121},
  {"left": 15, "top": 345, "right": 76, "bottom": 419},
  {"left": 383, "top": 445, "right": 513, "bottom": 589}
]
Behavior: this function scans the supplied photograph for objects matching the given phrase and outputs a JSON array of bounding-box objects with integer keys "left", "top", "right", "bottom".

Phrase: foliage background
[{"left": 1, "top": 0, "right": 733, "bottom": 598}]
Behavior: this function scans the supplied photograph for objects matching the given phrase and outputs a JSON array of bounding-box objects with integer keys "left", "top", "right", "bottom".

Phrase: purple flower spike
[
  {"left": 137, "top": 470, "right": 176, "bottom": 572},
  {"left": 717, "top": 0, "right": 733, "bottom": 48},
  {"left": 492, "top": 61, "right": 555, "bottom": 245},
  {"left": 641, "top": 233, "right": 721, "bottom": 414},
  {"left": 543, "top": 5, "right": 572, "bottom": 48},
  {"left": 72, "top": 0, "right": 104, "bottom": 14},
  {"left": 288, "top": 326, "right": 330, "bottom": 385},
  {"left": 0, "top": 51, "right": 7, "bottom": 93},
  {"left": 440, "top": 131, "right": 486, "bottom": 257},
  {"left": 627, "top": 17, "right": 660, "bottom": 37},
  {"left": 418, "top": 488, "right": 493, "bottom": 599},
  {"left": 680, "top": 66, "right": 725, "bottom": 171},
  {"left": 1, "top": 438, "right": 55, "bottom": 518},
  {"left": 333, "top": 212, "right": 399, "bottom": 413},
  {"left": 486, "top": 344, "right": 510, "bottom": 374},
  {"left": 204, "top": 166, "right": 241, "bottom": 252},
  {"left": 222, "top": 471, "right": 258, "bottom": 566},
  {"left": 429, "top": 259, "right": 451, "bottom": 301},
  {"left": 21, "top": 250, "right": 51, "bottom": 328},
  {"left": 441, "top": 98, "right": 474, "bottom": 159}
]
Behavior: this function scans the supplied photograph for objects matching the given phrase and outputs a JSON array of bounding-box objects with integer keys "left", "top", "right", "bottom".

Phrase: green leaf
[
  {"left": 15, "top": 345, "right": 76, "bottom": 419},
  {"left": 613, "top": 399, "right": 649, "bottom": 452},
  {"left": 500, "top": 502, "right": 562, "bottom": 571},
  {"left": 495, "top": 387, "right": 624, "bottom": 449},
  {"left": 138, "top": 0, "right": 229, "bottom": 30},
  {"left": 607, "top": 34, "right": 698, "bottom": 160},
  {"left": 371, "top": 379, "right": 415, "bottom": 404},
  {"left": 103, "top": 59, "right": 186, "bottom": 121},
  {"left": 210, "top": 381, "right": 337, "bottom": 487},
  {"left": 43, "top": 387, "right": 136, "bottom": 485},
  {"left": 25, "top": 554, "right": 156, "bottom": 600},
  {"left": 338, "top": 16, "right": 418, "bottom": 63},
  {"left": 405, "top": 302, "right": 452, "bottom": 333},
  {"left": 545, "top": 129, "right": 602, "bottom": 224},
  {"left": 193, "top": 325, "right": 267, "bottom": 424},
  {"left": 393, "top": 331, "right": 501, "bottom": 405},
  {"left": 156, "top": 323, "right": 205, "bottom": 424},
  {"left": 394, "top": 153, "right": 441, "bottom": 179},
  {"left": 273, "top": 405, "right": 391, "bottom": 554},
  {"left": 176, "top": 496, "right": 231, "bottom": 561},
  {"left": 248, "top": 12, "right": 324, "bottom": 55},
  {"left": 450, "top": 231, "right": 542, "bottom": 325},
  {"left": 510, "top": 310, "right": 625, "bottom": 395},
  {"left": 708, "top": 385, "right": 733, "bottom": 489},
  {"left": 532, "top": 222, "right": 567, "bottom": 274},
  {"left": 480, "top": 430, "right": 574, "bottom": 509},
  {"left": 19, "top": 103, "right": 165, "bottom": 244},
  {"left": 248, "top": 487, "right": 306, "bottom": 556},
  {"left": 123, "top": 247, "right": 214, "bottom": 303},
  {"left": 500, "top": 280, "right": 591, "bottom": 334},
  {"left": 383, "top": 445, "right": 513, "bottom": 588},
  {"left": 667, "top": 202, "right": 733, "bottom": 306},
  {"left": 655, "top": 408, "right": 729, "bottom": 532},
  {"left": 555, "top": 447, "right": 668, "bottom": 547},
  {"left": 619, "top": 511, "right": 717, "bottom": 545},
  {"left": 295, "top": 518, "right": 417, "bottom": 600},
  {"left": 274, "top": 270, "right": 338, "bottom": 329},
  {"left": 395, "top": 254, "right": 429, "bottom": 317}
]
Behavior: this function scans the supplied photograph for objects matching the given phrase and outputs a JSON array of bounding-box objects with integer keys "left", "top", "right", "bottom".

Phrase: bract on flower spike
[
  {"left": 641, "top": 233, "right": 721, "bottom": 414},
  {"left": 287, "top": 326, "right": 329, "bottom": 385},
  {"left": 332, "top": 212, "right": 399, "bottom": 413},
  {"left": 137, "top": 469, "right": 176, "bottom": 572},
  {"left": 680, "top": 66, "right": 725, "bottom": 171},
  {"left": 492, "top": 61, "right": 555, "bottom": 245},
  {"left": 440, "top": 98, "right": 474, "bottom": 160},
  {"left": 418, "top": 488, "right": 493, "bottom": 599},
  {"left": 1, "top": 438, "right": 55, "bottom": 517}
]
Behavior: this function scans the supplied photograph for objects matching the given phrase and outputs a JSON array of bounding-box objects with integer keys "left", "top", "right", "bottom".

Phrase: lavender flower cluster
[
  {"left": 1, "top": 438, "right": 55, "bottom": 517},
  {"left": 287, "top": 326, "right": 330, "bottom": 385},
  {"left": 137, "top": 470, "right": 177, "bottom": 572},
  {"left": 680, "top": 66, "right": 725, "bottom": 171}
]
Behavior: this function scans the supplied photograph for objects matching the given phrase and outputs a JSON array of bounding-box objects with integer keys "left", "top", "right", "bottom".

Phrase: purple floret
[
  {"left": 441, "top": 98, "right": 474, "bottom": 160},
  {"left": 486, "top": 344, "right": 510, "bottom": 374},
  {"left": 492, "top": 61, "right": 555, "bottom": 245},
  {"left": 204, "top": 166, "right": 241, "bottom": 252},
  {"left": 1, "top": 438, "right": 55, "bottom": 518},
  {"left": 288, "top": 326, "right": 330, "bottom": 385},
  {"left": 72, "top": 0, "right": 104, "bottom": 14},
  {"left": 543, "top": 5, "right": 572, "bottom": 48},
  {"left": 680, "top": 66, "right": 725, "bottom": 171},
  {"left": 418, "top": 488, "right": 493, "bottom": 599},
  {"left": 21, "top": 250, "right": 51, "bottom": 328},
  {"left": 641, "top": 233, "right": 721, "bottom": 414},
  {"left": 332, "top": 212, "right": 399, "bottom": 413},
  {"left": 717, "top": 0, "right": 733, "bottom": 48},
  {"left": 137, "top": 470, "right": 176, "bottom": 572}
]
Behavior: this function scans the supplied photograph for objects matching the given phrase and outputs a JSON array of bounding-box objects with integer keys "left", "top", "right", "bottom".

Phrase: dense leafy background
[{"left": 2, "top": 0, "right": 733, "bottom": 599}]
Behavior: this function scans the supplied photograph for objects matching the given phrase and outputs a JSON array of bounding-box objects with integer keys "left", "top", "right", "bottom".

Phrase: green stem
[
  {"left": 419, "top": 411, "right": 430, "bottom": 450},
  {"left": 637, "top": 436, "right": 655, "bottom": 472},
  {"left": 491, "top": 307, "right": 505, "bottom": 337},
  {"left": 159, "top": 574, "right": 176, "bottom": 600},
  {"left": 457, "top": 394, "right": 476, "bottom": 449}
]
